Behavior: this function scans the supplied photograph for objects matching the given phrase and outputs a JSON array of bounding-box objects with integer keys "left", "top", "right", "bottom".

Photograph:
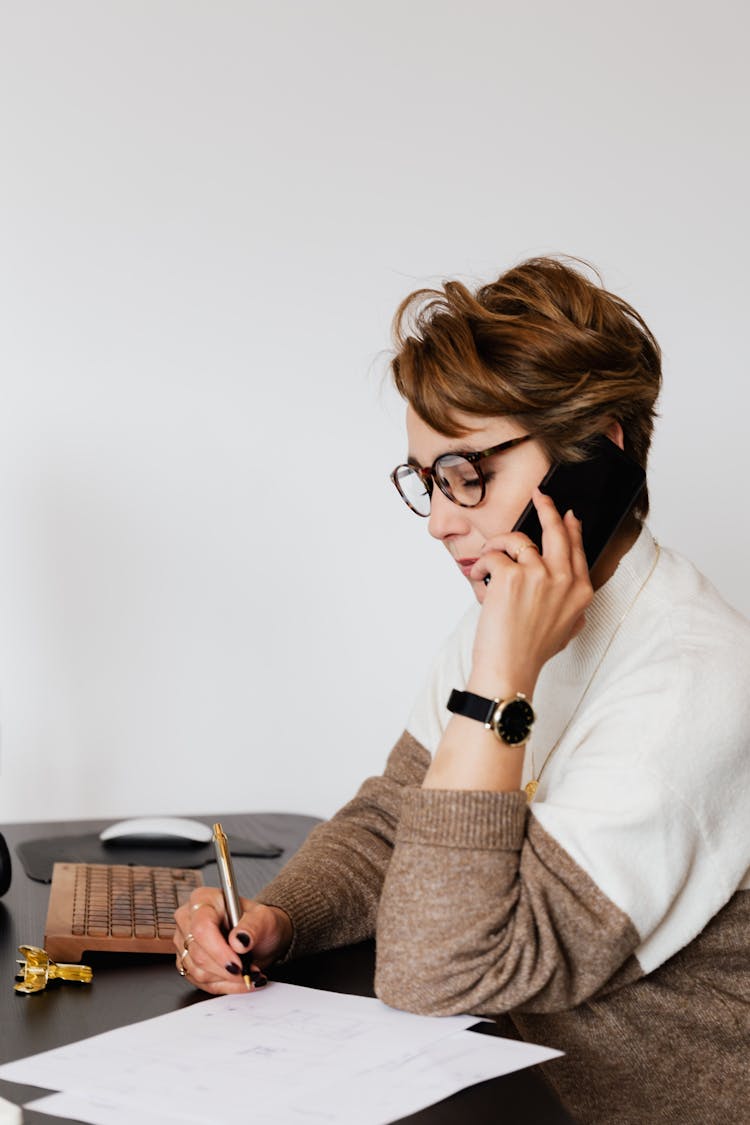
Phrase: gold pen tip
[{"left": 244, "top": 974, "right": 252, "bottom": 991}]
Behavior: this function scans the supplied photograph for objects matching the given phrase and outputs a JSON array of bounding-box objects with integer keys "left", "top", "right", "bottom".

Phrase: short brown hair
[{"left": 390, "top": 257, "right": 662, "bottom": 518}]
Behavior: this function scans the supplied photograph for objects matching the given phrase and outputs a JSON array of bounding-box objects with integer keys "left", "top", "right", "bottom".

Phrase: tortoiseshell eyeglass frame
[{"left": 390, "top": 434, "right": 535, "bottom": 516}]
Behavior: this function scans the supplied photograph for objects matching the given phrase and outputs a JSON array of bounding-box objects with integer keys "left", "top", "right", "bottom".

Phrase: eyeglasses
[{"left": 390, "top": 434, "right": 534, "bottom": 517}]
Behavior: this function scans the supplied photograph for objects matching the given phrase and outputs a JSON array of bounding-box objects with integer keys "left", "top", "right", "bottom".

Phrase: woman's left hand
[{"left": 468, "top": 488, "right": 593, "bottom": 699}]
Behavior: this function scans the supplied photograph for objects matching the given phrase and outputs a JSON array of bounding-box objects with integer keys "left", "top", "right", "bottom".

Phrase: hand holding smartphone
[{"left": 484, "top": 435, "right": 645, "bottom": 583}]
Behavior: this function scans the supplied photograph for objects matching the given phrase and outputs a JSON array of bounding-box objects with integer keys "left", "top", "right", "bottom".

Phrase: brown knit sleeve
[
  {"left": 374, "top": 787, "right": 640, "bottom": 1016},
  {"left": 255, "top": 731, "right": 429, "bottom": 959}
]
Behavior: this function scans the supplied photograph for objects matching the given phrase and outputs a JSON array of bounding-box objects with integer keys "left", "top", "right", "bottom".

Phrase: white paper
[
  {"left": 3, "top": 982, "right": 561, "bottom": 1125},
  {"left": 24, "top": 1093, "right": 186, "bottom": 1125}
]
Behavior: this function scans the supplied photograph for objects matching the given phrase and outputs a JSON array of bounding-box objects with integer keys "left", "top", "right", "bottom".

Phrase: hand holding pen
[{"left": 173, "top": 825, "right": 293, "bottom": 995}]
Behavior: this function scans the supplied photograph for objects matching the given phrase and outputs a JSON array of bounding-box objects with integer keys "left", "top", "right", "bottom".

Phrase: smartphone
[{"left": 506, "top": 434, "right": 645, "bottom": 573}]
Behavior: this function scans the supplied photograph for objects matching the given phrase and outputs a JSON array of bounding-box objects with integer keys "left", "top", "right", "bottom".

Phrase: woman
[{"left": 174, "top": 258, "right": 750, "bottom": 1124}]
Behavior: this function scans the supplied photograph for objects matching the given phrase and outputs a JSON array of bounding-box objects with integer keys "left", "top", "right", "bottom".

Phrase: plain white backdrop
[{"left": 1, "top": 1, "right": 748, "bottom": 825}]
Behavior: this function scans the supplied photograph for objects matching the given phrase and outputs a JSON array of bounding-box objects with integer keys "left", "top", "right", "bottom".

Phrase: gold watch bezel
[{"left": 485, "top": 692, "right": 535, "bottom": 746}]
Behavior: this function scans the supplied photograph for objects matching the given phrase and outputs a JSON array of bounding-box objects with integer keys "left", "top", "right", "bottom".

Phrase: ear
[{"left": 605, "top": 420, "right": 625, "bottom": 451}]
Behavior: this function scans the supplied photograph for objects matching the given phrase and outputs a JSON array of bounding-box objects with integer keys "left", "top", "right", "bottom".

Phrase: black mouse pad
[{"left": 17, "top": 832, "right": 283, "bottom": 883}]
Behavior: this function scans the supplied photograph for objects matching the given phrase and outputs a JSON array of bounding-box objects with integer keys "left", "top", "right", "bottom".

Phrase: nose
[{"left": 427, "top": 486, "right": 471, "bottom": 541}]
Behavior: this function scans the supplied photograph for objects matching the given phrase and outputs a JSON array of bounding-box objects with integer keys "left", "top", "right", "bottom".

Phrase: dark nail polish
[
  {"left": 250, "top": 970, "right": 267, "bottom": 987},
  {"left": 236, "top": 931, "right": 251, "bottom": 948},
  {"left": 225, "top": 962, "right": 240, "bottom": 976}
]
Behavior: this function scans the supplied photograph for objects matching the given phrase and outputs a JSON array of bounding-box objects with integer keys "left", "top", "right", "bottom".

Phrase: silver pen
[{"left": 212, "top": 822, "right": 252, "bottom": 990}]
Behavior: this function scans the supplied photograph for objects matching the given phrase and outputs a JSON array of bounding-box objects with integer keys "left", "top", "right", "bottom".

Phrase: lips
[{"left": 456, "top": 558, "right": 479, "bottom": 578}]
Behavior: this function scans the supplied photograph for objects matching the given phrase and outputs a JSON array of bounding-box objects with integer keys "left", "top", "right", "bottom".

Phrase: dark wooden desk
[{"left": 0, "top": 816, "right": 573, "bottom": 1124}]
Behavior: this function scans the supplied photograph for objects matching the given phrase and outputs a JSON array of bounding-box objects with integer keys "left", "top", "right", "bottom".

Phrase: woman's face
[{"left": 405, "top": 406, "right": 551, "bottom": 603}]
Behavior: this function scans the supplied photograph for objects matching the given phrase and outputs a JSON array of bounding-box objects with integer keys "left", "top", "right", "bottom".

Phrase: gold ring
[
  {"left": 191, "top": 901, "right": 212, "bottom": 914},
  {"left": 177, "top": 953, "right": 188, "bottom": 977},
  {"left": 183, "top": 933, "right": 196, "bottom": 955},
  {"left": 516, "top": 542, "right": 539, "bottom": 561}
]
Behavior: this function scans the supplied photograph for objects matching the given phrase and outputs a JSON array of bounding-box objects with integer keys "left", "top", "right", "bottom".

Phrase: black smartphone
[{"left": 508, "top": 434, "right": 645, "bottom": 572}]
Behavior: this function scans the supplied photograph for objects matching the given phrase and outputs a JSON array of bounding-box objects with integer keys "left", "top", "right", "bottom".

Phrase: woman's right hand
[{"left": 173, "top": 886, "right": 293, "bottom": 995}]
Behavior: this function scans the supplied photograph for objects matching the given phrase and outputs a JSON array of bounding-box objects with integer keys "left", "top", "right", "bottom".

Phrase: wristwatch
[{"left": 446, "top": 689, "right": 535, "bottom": 746}]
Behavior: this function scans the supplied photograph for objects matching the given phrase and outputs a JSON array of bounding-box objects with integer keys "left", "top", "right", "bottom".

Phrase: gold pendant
[{"left": 525, "top": 779, "right": 538, "bottom": 802}]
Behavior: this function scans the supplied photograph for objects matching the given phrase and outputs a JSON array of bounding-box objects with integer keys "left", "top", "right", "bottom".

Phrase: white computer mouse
[{"left": 99, "top": 816, "right": 214, "bottom": 845}]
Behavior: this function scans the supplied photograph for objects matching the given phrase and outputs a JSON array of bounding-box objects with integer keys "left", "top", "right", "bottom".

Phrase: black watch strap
[
  {"left": 446, "top": 689, "right": 497, "bottom": 725},
  {"left": 447, "top": 687, "right": 535, "bottom": 746}
]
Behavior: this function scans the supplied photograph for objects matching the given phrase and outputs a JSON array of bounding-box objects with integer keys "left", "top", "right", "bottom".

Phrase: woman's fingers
[
  {"left": 476, "top": 492, "right": 589, "bottom": 596},
  {"left": 473, "top": 532, "right": 545, "bottom": 586},
  {"left": 173, "top": 892, "right": 286, "bottom": 994},
  {"left": 228, "top": 903, "right": 294, "bottom": 968},
  {"left": 469, "top": 490, "right": 594, "bottom": 690},
  {"left": 472, "top": 544, "right": 516, "bottom": 586},
  {"left": 477, "top": 489, "right": 574, "bottom": 579},
  {"left": 564, "top": 508, "right": 589, "bottom": 581},
  {"left": 533, "top": 488, "right": 575, "bottom": 571},
  {"left": 485, "top": 491, "right": 586, "bottom": 584},
  {"left": 178, "top": 949, "right": 259, "bottom": 994},
  {"left": 174, "top": 886, "right": 226, "bottom": 932},
  {"left": 174, "top": 887, "right": 249, "bottom": 991},
  {"left": 537, "top": 497, "right": 591, "bottom": 623}
]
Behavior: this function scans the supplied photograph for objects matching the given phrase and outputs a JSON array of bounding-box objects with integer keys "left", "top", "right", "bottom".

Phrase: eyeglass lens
[
  {"left": 394, "top": 455, "right": 484, "bottom": 515},
  {"left": 393, "top": 465, "right": 431, "bottom": 515}
]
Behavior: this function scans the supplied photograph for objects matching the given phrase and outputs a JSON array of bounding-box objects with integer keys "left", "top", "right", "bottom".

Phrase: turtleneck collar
[{"left": 554, "top": 523, "right": 659, "bottom": 681}]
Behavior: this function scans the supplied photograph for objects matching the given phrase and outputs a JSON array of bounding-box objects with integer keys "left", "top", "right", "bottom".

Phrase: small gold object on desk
[{"left": 14, "top": 944, "right": 93, "bottom": 994}]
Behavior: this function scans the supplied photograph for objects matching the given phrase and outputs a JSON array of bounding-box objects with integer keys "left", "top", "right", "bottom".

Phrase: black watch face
[{"left": 497, "top": 698, "right": 535, "bottom": 744}]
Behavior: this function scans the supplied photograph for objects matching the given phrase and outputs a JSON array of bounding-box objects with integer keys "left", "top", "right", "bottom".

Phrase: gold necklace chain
[{"left": 525, "top": 542, "right": 661, "bottom": 803}]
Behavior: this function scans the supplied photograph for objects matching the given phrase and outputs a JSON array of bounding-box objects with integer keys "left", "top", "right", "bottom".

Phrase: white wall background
[{"left": 1, "top": 1, "right": 748, "bottom": 825}]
